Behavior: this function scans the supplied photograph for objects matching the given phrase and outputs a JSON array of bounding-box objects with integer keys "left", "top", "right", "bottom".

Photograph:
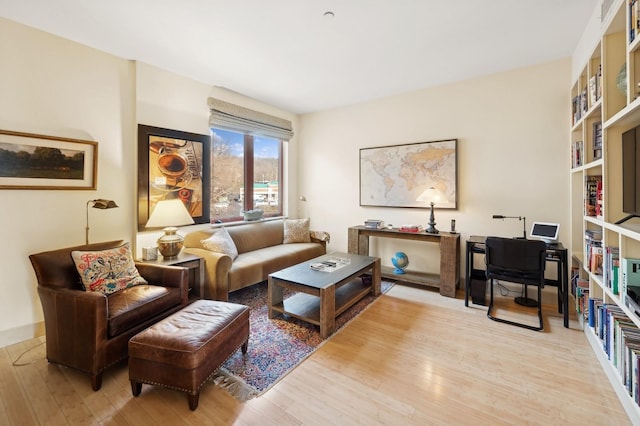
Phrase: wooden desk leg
[
  {"left": 562, "top": 251, "right": 569, "bottom": 328},
  {"left": 465, "top": 242, "right": 472, "bottom": 307},
  {"left": 439, "top": 235, "right": 458, "bottom": 298},
  {"left": 371, "top": 258, "right": 381, "bottom": 296},
  {"left": 319, "top": 285, "right": 336, "bottom": 339},
  {"left": 267, "top": 277, "right": 283, "bottom": 319}
]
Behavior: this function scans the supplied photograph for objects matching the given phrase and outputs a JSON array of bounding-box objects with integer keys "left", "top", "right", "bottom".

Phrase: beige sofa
[{"left": 183, "top": 219, "right": 329, "bottom": 300}]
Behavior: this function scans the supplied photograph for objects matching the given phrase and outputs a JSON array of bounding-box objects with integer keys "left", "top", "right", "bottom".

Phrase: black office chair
[{"left": 485, "top": 236, "right": 547, "bottom": 331}]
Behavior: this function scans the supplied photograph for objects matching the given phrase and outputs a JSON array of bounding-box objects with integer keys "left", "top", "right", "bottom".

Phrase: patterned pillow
[
  {"left": 71, "top": 242, "right": 147, "bottom": 295},
  {"left": 284, "top": 218, "right": 311, "bottom": 243},
  {"left": 201, "top": 227, "right": 239, "bottom": 259}
]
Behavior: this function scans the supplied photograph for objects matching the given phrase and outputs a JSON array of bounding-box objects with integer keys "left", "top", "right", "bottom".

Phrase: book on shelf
[
  {"left": 588, "top": 67, "right": 603, "bottom": 105},
  {"left": 589, "top": 75, "right": 598, "bottom": 106},
  {"left": 575, "top": 278, "right": 590, "bottom": 321},
  {"left": 572, "top": 88, "right": 589, "bottom": 125},
  {"left": 591, "top": 246, "right": 604, "bottom": 276},
  {"left": 585, "top": 229, "right": 603, "bottom": 275},
  {"left": 593, "top": 121, "right": 603, "bottom": 160},
  {"left": 604, "top": 246, "right": 620, "bottom": 294},
  {"left": 596, "top": 178, "right": 604, "bottom": 219},
  {"left": 588, "top": 298, "right": 640, "bottom": 404},
  {"left": 622, "top": 258, "right": 640, "bottom": 305},
  {"left": 572, "top": 140, "right": 584, "bottom": 168},
  {"left": 585, "top": 175, "right": 602, "bottom": 217},
  {"left": 631, "top": 0, "right": 640, "bottom": 43}
]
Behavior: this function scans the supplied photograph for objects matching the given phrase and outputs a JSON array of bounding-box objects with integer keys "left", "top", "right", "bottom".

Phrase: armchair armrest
[
  {"left": 37, "top": 286, "right": 108, "bottom": 371},
  {"left": 135, "top": 263, "right": 189, "bottom": 305},
  {"left": 183, "top": 247, "right": 233, "bottom": 301}
]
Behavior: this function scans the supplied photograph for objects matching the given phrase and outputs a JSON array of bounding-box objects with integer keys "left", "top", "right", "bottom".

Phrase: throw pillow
[
  {"left": 201, "top": 227, "right": 239, "bottom": 259},
  {"left": 283, "top": 218, "right": 311, "bottom": 243},
  {"left": 71, "top": 242, "right": 148, "bottom": 295}
]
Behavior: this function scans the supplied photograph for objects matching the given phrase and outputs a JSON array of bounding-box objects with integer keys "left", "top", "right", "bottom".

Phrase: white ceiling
[{"left": 0, "top": 0, "right": 599, "bottom": 114}]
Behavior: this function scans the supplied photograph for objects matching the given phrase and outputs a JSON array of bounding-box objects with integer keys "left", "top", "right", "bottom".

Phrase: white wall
[
  {"left": 298, "top": 59, "right": 570, "bottom": 274},
  {"left": 0, "top": 18, "right": 136, "bottom": 347},
  {"left": 0, "top": 19, "right": 299, "bottom": 347}
]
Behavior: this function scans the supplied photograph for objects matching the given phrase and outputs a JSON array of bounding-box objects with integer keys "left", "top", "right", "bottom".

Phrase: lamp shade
[
  {"left": 146, "top": 199, "right": 194, "bottom": 258},
  {"left": 416, "top": 187, "right": 447, "bottom": 205},
  {"left": 146, "top": 199, "right": 194, "bottom": 228}
]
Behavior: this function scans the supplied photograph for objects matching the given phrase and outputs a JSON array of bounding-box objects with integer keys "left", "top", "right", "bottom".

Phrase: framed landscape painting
[
  {"left": 360, "top": 139, "right": 457, "bottom": 209},
  {"left": 0, "top": 130, "right": 97, "bottom": 190},
  {"left": 137, "top": 124, "right": 211, "bottom": 230}
]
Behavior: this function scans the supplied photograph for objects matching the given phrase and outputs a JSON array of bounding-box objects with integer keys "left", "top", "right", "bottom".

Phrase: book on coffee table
[{"left": 309, "top": 256, "right": 351, "bottom": 272}]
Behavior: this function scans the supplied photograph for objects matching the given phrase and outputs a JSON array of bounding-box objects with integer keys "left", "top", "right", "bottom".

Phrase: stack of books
[{"left": 364, "top": 219, "right": 384, "bottom": 229}]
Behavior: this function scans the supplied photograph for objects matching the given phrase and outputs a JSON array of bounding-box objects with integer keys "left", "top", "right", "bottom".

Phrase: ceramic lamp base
[{"left": 157, "top": 226, "right": 184, "bottom": 258}]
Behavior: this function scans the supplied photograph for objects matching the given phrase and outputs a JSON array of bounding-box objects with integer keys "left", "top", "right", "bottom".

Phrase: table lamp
[
  {"left": 146, "top": 199, "right": 195, "bottom": 258},
  {"left": 417, "top": 187, "right": 447, "bottom": 234},
  {"left": 85, "top": 199, "right": 118, "bottom": 244}
]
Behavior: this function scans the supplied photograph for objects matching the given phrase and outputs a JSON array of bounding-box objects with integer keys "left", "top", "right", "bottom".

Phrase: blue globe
[{"left": 391, "top": 252, "right": 409, "bottom": 274}]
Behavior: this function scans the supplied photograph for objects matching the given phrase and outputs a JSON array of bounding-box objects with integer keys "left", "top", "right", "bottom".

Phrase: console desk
[
  {"left": 347, "top": 226, "right": 460, "bottom": 297},
  {"left": 464, "top": 235, "right": 569, "bottom": 328}
]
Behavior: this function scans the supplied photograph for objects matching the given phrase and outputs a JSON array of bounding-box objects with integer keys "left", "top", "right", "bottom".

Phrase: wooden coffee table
[{"left": 268, "top": 252, "right": 381, "bottom": 338}]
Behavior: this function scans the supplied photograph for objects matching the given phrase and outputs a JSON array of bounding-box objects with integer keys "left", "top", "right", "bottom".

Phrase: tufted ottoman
[{"left": 128, "top": 299, "right": 249, "bottom": 410}]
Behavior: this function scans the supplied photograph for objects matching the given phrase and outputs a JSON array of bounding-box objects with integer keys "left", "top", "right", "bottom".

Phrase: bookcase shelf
[{"left": 570, "top": 1, "right": 640, "bottom": 423}]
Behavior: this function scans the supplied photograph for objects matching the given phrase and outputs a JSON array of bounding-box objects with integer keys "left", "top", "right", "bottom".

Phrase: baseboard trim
[{"left": 0, "top": 322, "right": 45, "bottom": 348}]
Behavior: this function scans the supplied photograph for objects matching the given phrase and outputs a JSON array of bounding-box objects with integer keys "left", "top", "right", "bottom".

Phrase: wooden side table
[
  {"left": 347, "top": 225, "right": 460, "bottom": 297},
  {"left": 138, "top": 253, "right": 205, "bottom": 302}
]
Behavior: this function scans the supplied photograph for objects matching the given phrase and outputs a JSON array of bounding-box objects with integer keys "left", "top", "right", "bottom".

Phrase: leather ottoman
[{"left": 128, "top": 299, "right": 249, "bottom": 410}]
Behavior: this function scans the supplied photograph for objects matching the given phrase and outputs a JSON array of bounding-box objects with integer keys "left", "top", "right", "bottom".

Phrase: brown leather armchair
[{"left": 29, "top": 240, "right": 189, "bottom": 391}]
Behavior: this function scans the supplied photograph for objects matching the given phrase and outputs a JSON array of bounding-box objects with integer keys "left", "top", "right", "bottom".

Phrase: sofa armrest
[
  {"left": 310, "top": 230, "right": 330, "bottom": 252},
  {"left": 183, "top": 247, "right": 233, "bottom": 301},
  {"left": 37, "top": 286, "right": 108, "bottom": 371},
  {"left": 135, "top": 263, "right": 189, "bottom": 305}
]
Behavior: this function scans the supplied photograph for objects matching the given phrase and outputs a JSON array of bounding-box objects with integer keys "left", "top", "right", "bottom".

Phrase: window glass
[
  {"left": 253, "top": 136, "right": 281, "bottom": 215},
  {"left": 211, "top": 128, "right": 282, "bottom": 222}
]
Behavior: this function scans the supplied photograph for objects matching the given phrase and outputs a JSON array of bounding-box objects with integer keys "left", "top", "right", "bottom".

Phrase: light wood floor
[{"left": 0, "top": 283, "right": 631, "bottom": 425}]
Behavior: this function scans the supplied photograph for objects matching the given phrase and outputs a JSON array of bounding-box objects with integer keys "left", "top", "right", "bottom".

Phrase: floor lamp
[{"left": 85, "top": 199, "right": 118, "bottom": 244}]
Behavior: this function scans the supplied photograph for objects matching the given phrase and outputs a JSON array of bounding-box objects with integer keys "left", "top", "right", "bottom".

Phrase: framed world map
[{"left": 359, "top": 139, "right": 457, "bottom": 209}]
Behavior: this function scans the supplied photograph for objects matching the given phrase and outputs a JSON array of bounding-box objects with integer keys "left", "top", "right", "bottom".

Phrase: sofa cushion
[
  {"left": 201, "top": 227, "right": 238, "bottom": 259},
  {"left": 107, "top": 284, "right": 182, "bottom": 337},
  {"left": 227, "top": 242, "right": 325, "bottom": 292},
  {"left": 283, "top": 218, "right": 311, "bottom": 243},
  {"left": 228, "top": 220, "right": 285, "bottom": 253},
  {"left": 71, "top": 242, "right": 148, "bottom": 295}
]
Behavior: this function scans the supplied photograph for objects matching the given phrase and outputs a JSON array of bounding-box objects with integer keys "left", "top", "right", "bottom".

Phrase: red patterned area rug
[{"left": 212, "top": 279, "right": 394, "bottom": 401}]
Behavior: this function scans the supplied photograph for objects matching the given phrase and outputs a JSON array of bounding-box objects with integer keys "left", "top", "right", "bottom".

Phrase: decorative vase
[{"left": 391, "top": 252, "right": 409, "bottom": 274}]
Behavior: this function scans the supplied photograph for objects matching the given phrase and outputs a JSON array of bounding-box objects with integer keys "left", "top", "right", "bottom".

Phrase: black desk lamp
[
  {"left": 492, "top": 215, "right": 527, "bottom": 239},
  {"left": 492, "top": 214, "right": 536, "bottom": 307}
]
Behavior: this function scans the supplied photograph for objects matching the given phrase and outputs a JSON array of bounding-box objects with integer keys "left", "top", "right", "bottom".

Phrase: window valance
[{"left": 208, "top": 97, "right": 294, "bottom": 140}]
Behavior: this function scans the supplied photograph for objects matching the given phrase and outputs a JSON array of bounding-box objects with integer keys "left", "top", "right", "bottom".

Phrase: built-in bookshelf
[{"left": 570, "top": 0, "right": 640, "bottom": 422}]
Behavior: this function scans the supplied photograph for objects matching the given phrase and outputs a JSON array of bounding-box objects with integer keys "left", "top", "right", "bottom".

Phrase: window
[
  {"left": 208, "top": 98, "right": 293, "bottom": 223},
  {"left": 211, "top": 128, "right": 282, "bottom": 222}
]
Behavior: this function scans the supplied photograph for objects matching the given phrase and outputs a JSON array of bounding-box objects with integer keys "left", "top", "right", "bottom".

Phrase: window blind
[{"left": 208, "top": 97, "right": 294, "bottom": 140}]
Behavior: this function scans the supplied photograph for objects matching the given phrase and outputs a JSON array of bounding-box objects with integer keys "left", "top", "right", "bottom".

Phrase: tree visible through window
[{"left": 211, "top": 128, "right": 282, "bottom": 222}]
